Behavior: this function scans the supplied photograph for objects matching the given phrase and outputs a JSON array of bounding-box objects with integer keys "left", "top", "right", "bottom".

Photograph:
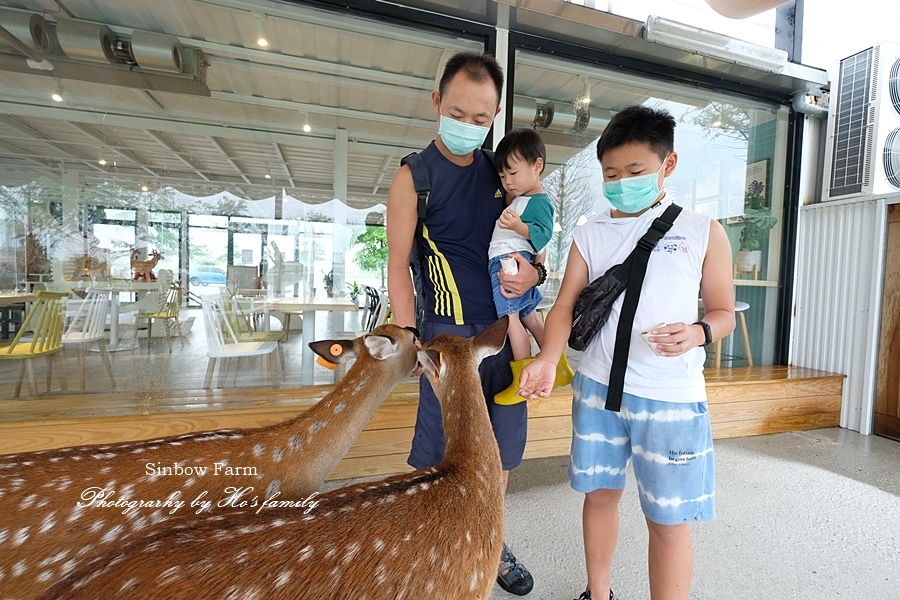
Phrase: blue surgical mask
[
  {"left": 438, "top": 113, "right": 490, "bottom": 156},
  {"left": 602, "top": 160, "right": 666, "bottom": 214}
]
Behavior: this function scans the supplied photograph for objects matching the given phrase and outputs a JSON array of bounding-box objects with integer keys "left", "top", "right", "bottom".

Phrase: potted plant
[
  {"left": 737, "top": 188, "right": 778, "bottom": 274},
  {"left": 346, "top": 280, "right": 363, "bottom": 306},
  {"left": 322, "top": 269, "right": 334, "bottom": 297}
]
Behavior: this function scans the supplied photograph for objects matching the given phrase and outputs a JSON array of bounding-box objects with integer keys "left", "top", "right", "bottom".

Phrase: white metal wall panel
[{"left": 792, "top": 198, "right": 888, "bottom": 434}]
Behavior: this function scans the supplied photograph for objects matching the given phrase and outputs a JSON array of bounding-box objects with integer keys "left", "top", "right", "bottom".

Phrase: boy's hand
[
  {"left": 498, "top": 209, "right": 527, "bottom": 237},
  {"left": 498, "top": 253, "right": 538, "bottom": 298},
  {"left": 518, "top": 356, "right": 555, "bottom": 399},
  {"left": 646, "top": 322, "right": 704, "bottom": 357}
]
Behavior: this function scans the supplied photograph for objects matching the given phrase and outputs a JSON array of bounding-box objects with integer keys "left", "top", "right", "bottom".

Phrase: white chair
[
  {"left": 372, "top": 291, "right": 390, "bottom": 329},
  {"left": 62, "top": 288, "right": 115, "bottom": 392},
  {"left": 201, "top": 295, "right": 278, "bottom": 389}
]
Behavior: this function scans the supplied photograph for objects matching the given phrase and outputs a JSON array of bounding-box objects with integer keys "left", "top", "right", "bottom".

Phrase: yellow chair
[
  {"left": 134, "top": 283, "right": 184, "bottom": 352},
  {"left": 0, "top": 290, "right": 68, "bottom": 397}
]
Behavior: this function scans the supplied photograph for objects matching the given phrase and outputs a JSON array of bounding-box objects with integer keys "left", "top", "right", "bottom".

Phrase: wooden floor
[{"left": 0, "top": 366, "right": 843, "bottom": 481}]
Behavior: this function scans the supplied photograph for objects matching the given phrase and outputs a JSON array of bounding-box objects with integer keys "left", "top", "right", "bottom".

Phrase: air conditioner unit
[{"left": 822, "top": 42, "right": 900, "bottom": 201}]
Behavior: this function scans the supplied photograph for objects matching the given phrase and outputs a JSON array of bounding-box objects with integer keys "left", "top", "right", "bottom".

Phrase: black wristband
[
  {"left": 532, "top": 260, "right": 547, "bottom": 286},
  {"left": 694, "top": 320, "right": 712, "bottom": 347}
]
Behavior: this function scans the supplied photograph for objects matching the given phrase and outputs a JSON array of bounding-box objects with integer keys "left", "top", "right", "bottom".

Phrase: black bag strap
[
  {"left": 401, "top": 152, "right": 431, "bottom": 239},
  {"left": 605, "top": 203, "right": 682, "bottom": 412}
]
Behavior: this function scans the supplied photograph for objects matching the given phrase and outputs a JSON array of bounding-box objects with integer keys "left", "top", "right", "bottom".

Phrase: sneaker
[
  {"left": 575, "top": 590, "right": 616, "bottom": 600},
  {"left": 497, "top": 543, "right": 534, "bottom": 596}
]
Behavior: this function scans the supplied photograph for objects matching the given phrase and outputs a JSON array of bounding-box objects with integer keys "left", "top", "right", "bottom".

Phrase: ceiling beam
[
  {"left": 211, "top": 137, "right": 251, "bottom": 185},
  {"left": 372, "top": 155, "right": 395, "bottom": 195},
  {"left": 274, "top": 143, "right": 295, "bottom": 188},
  {"left": 71, "top": 123, "right": 159, "bottom": 178},
  {"left": 0, "top": 115, "right": 107, "bottom": 174},
  {"left": 146, "top": 131, "right": 212, "bottom": 182}
]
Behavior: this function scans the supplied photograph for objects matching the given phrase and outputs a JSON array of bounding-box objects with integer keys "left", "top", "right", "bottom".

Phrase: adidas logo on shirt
[{"left": 494, "top": 189, "right": 503, "bottom": 198}]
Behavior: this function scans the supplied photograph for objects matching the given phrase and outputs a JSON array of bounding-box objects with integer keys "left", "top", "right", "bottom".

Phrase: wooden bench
[{"left": 0, "top": 366, "right": 843, "bottom": 481}]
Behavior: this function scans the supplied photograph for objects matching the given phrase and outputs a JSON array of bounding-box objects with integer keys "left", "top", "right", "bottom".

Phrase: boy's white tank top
[{"left": 572, "top": 196, "right": 712, "bottom": 403}]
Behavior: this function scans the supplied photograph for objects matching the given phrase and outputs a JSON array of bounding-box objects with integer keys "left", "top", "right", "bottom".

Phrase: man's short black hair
[
  {"left": 438, "top": 51, "right": 504, "bottom": 107},
  {"left": 595, "top": 105, "right": 676, "bottom": 163},
  {"left": 494, "top": 129, "right": 546, "bottom": 173}
]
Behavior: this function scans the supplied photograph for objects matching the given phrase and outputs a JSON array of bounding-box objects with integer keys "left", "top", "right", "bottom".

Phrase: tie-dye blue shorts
[{"left": 568, "top": 372, "right": 715, "bottom": 525}]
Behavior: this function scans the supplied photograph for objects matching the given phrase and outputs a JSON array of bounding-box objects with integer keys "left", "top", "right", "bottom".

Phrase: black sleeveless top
[{"left": 413, "top": 142, "right": 505, "bottom": 325}]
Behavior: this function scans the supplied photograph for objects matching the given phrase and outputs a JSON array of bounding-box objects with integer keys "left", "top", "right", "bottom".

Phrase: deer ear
[
  {"left": 417, "top": 349, "right": 443, "bottom": 381},
  {"left": 362, "top": 334, "right": 398, "bottom": 360},
  {"left": 473, "top": 316, "right": 509, "bottom": 365},
  {"left": 309, "top": 339, "right": 358, "bottom": 368}
]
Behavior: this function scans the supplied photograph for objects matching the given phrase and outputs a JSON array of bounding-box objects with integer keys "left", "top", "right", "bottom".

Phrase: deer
[
  {"left": 71, "top": 254, "right": 108, "bottom": 280},
  {"left": 131, "top": 248, "right": 163, "bottom": 282},
  {"left": 38, "top": 317, "right": 510, "bottom": 600},
  {"left": 0, "top": 324, "right": 419, "bottom": 599}
]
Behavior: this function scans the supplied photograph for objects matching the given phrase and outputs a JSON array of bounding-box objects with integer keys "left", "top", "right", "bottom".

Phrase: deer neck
[{"left": 438, "top": 365, "right": 502, "bottom": 475}]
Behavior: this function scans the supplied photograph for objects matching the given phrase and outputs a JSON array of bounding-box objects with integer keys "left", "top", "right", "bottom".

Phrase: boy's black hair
[
  {"left": 493, "top": 128, "right": 546, "bottom": 174},
  {"left": 595, "top": 105, "right": 676, "bottom": 163},
  {"left": 438, "top": 52, "right": 504, "bottom": 107}
]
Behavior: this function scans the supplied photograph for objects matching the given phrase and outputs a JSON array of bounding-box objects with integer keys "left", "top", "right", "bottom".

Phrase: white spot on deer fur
[
  {"left": 343, "top": 542, "right": 360, "bottom": 563},
  {"left": 270, "top": 539, "right": 286, "bottom": 549},
  {"left": 12, "top": 527, "right": 29, "bottom": 547},
  {"left": 289, "top": 435, "right": 302, "bottom": 451},
  {"left": 298, "top": 545, "right": 314, "bottom": 561},
  {"left": 160, "top": 565, "right": 181, "bottom": 584},
  {"left": 428, "top": 546, "right": 437, "bottom": 563},
  {"left": 333, "top": 402, "right": 346, "bottom": 414},
  {"left": 374, "top": 539, "right": 385, "bottom": 551},
  {"left": 469, "top": 570, "right": 479, "bottom": 591},
  {"left": 275, "top": 570, "right": 293, "bottom": 587},
  {"left": 273, "top": 447, "right": 284, "bottom": 462},
  {"left": 120, "top": 578, "right": 138, "bottom": 592},
  {"left": 37, "top": 570, "right": 53, "bottom": 582},
  {"left": 185, "top": 476, "right": 196, "bottom": 488},
  {"left": 131, "top": 447, "right": 145, "bottom": 454},
  {"left": 39, "top": 512, "right": 56, "bottom": 533},
  {"left": 404, "top": 487, "right": 417, "bottom": 496},
  {"left": 0, "top": 529, "right": 8, "bottom": 543},
  {"left": 39, "top": 549, "right": 69, "bottom": 567},
  {"left": 88, "top": 520, "right": 106, "bottom": 533},
  {"left": 253, "top": 444, "right": 265, "bottom": 457},
  {"left": 67, "top": 503, "right": 85, "bottom": 523},
  {"left": 12, "top": 560, "right": 26, "bottom": 577},
  {"left": 457, "top": 485, "right": 467, "bottom": 496},
  {"left": 102, "top": 524, "right": 124, "bottom": 544},
  {"left": 325, "top": 545, "right": 337, "bottom": 559},
  {"left": 309, "top": 421, "right": 324, "bottom": 433},
  {"left": 267, "top": 479, "right": 281, "bottom": 498},
  {"left": 466, "top": 531, "right": 472, "bottom": 543},
  {"left": 21, "top": 493, "right": 37, "bottom": 509}
]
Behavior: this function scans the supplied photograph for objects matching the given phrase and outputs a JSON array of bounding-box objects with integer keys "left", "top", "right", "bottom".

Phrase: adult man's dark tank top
[{"left": 412, "top": 142, "right": 505, "bottom": 325}]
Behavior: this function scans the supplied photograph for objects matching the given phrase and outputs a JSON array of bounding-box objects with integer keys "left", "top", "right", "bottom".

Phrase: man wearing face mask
[
  {"left": 517, "top": 106, "right": 735, "bottom": 600},
  {"left": 386, "top": 51, "right": 540, "bottom": 596}
]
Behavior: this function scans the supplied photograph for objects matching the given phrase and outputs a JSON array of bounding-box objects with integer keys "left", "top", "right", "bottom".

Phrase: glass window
[
  {"left": 0, "top": 3, "right": 483, "bottom": 404},
  {"left": 514, "top": 49, "right": 788, "bottom": 367}
]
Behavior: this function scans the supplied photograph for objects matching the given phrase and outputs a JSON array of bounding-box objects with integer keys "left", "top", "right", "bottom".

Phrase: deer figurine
[
  {"left": 0, "top": 324, "right": 419, "bottom": 599},
  {"left": 38, "top": 317, "right": 510, "bottom": 600},
  {"left": 131, "top": 248, "right": 163, "bottom": 282}
]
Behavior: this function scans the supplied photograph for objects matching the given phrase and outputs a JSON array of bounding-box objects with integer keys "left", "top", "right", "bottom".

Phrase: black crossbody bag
[{"left": 568, "top": 204, "right": 682, "bottom": 411}]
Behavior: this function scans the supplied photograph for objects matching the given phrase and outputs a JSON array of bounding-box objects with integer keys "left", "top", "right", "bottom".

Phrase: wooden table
[
  {"left": 263, "top": 297, "right": 358, "bottom": 384},
  {"left": 0, "top": 293, "right": 37, "bottom": 340}
]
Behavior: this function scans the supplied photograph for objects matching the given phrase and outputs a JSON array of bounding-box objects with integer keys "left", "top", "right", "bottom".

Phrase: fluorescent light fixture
[
  {"left": 254, "top": 13, "right": 268, "bottom": 48},
  {"left": 51, "top": 82, "right": 64, "bottom": 102},
  {"left": 264, "top": 165, "right": 271, "bottom": 179},
  {"left": 643, "top": 16, "right": 788, "bottom": 74}
]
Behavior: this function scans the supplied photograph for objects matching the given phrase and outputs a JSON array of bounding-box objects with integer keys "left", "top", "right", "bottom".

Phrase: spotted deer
[
  {"left": 0, "top": 324, "right": 419, "bottom": 599},
  {"left": 39, "top": 317, "right": 510, "bottom": 600}
]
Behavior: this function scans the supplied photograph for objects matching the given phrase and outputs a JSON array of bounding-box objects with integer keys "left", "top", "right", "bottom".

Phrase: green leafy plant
[
  {"left": 346, "top": 280, "right": 362, "bottom": 302},
  {"left": 322, "top": 269, "right": 333, "bottom": 296},
  {"left": 738, "top": 184, "right": 778, "bottom": 252},
  {"left": 353, "top": 226, "right": 388, "bottom": 287}
]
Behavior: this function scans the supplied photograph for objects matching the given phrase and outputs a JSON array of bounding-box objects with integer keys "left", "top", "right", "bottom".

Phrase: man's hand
[
  {"left": 498, "top": 252, "right": 538, "bottom": 298},
  {"left": 518, "top": 356, "right": 555, "bottom": 399}
]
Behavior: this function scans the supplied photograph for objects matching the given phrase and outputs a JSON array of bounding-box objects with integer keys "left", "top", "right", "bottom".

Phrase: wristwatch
[{"left": 694, "top": 320, "right": 712, "bottom": 347}]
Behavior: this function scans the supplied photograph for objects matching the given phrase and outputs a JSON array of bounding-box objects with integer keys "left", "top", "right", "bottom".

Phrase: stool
[{"left": 711, "top": 301, "right": 752, "bottom": 368}]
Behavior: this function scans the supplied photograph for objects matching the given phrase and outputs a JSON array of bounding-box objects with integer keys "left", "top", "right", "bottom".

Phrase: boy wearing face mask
[
  {"left": 517, "top": 106, "right": 736, "bottom": 600},
  {"left": 386, "top": 51, "right": 541, "bottom": 597}
]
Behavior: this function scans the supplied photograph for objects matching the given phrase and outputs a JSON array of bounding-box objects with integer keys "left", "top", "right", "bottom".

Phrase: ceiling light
[
  {"left": 264, "top": 166, "right": 271, "bottom": 179},
  {"left": 98, "top": 148, "right": 107, "bottom": 166},
  {"left": 580, "top": 78, "right": 591, "bottom": 105},
  {"left": 254, "top": 13, "right": 268, "bottom": 48},
  {"left": 302, "top": 122, "right": 311, "bottom": 133},
  {"left": 141, "top": 183, "right": 149, "bottom": 192},
  {"left": 51, "top": 82, "right": 64, "bottom": 102}
]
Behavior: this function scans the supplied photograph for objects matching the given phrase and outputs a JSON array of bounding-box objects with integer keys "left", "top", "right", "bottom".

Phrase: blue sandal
[{"left": 497, "top": 543, "right": 534, "bottom": 596}]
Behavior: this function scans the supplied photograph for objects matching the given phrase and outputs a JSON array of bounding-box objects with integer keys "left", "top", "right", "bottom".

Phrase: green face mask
[{"left": 602, "top": 161, "right": 666, "bottom": 214}]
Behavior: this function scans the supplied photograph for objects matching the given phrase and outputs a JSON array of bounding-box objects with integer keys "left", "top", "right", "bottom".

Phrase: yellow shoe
[
  {"left": 554, "top": 352, "right": 574, "bottom": 388},
  {"left": 494, "top": 357, "right": 535, "bottom": 405}
]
